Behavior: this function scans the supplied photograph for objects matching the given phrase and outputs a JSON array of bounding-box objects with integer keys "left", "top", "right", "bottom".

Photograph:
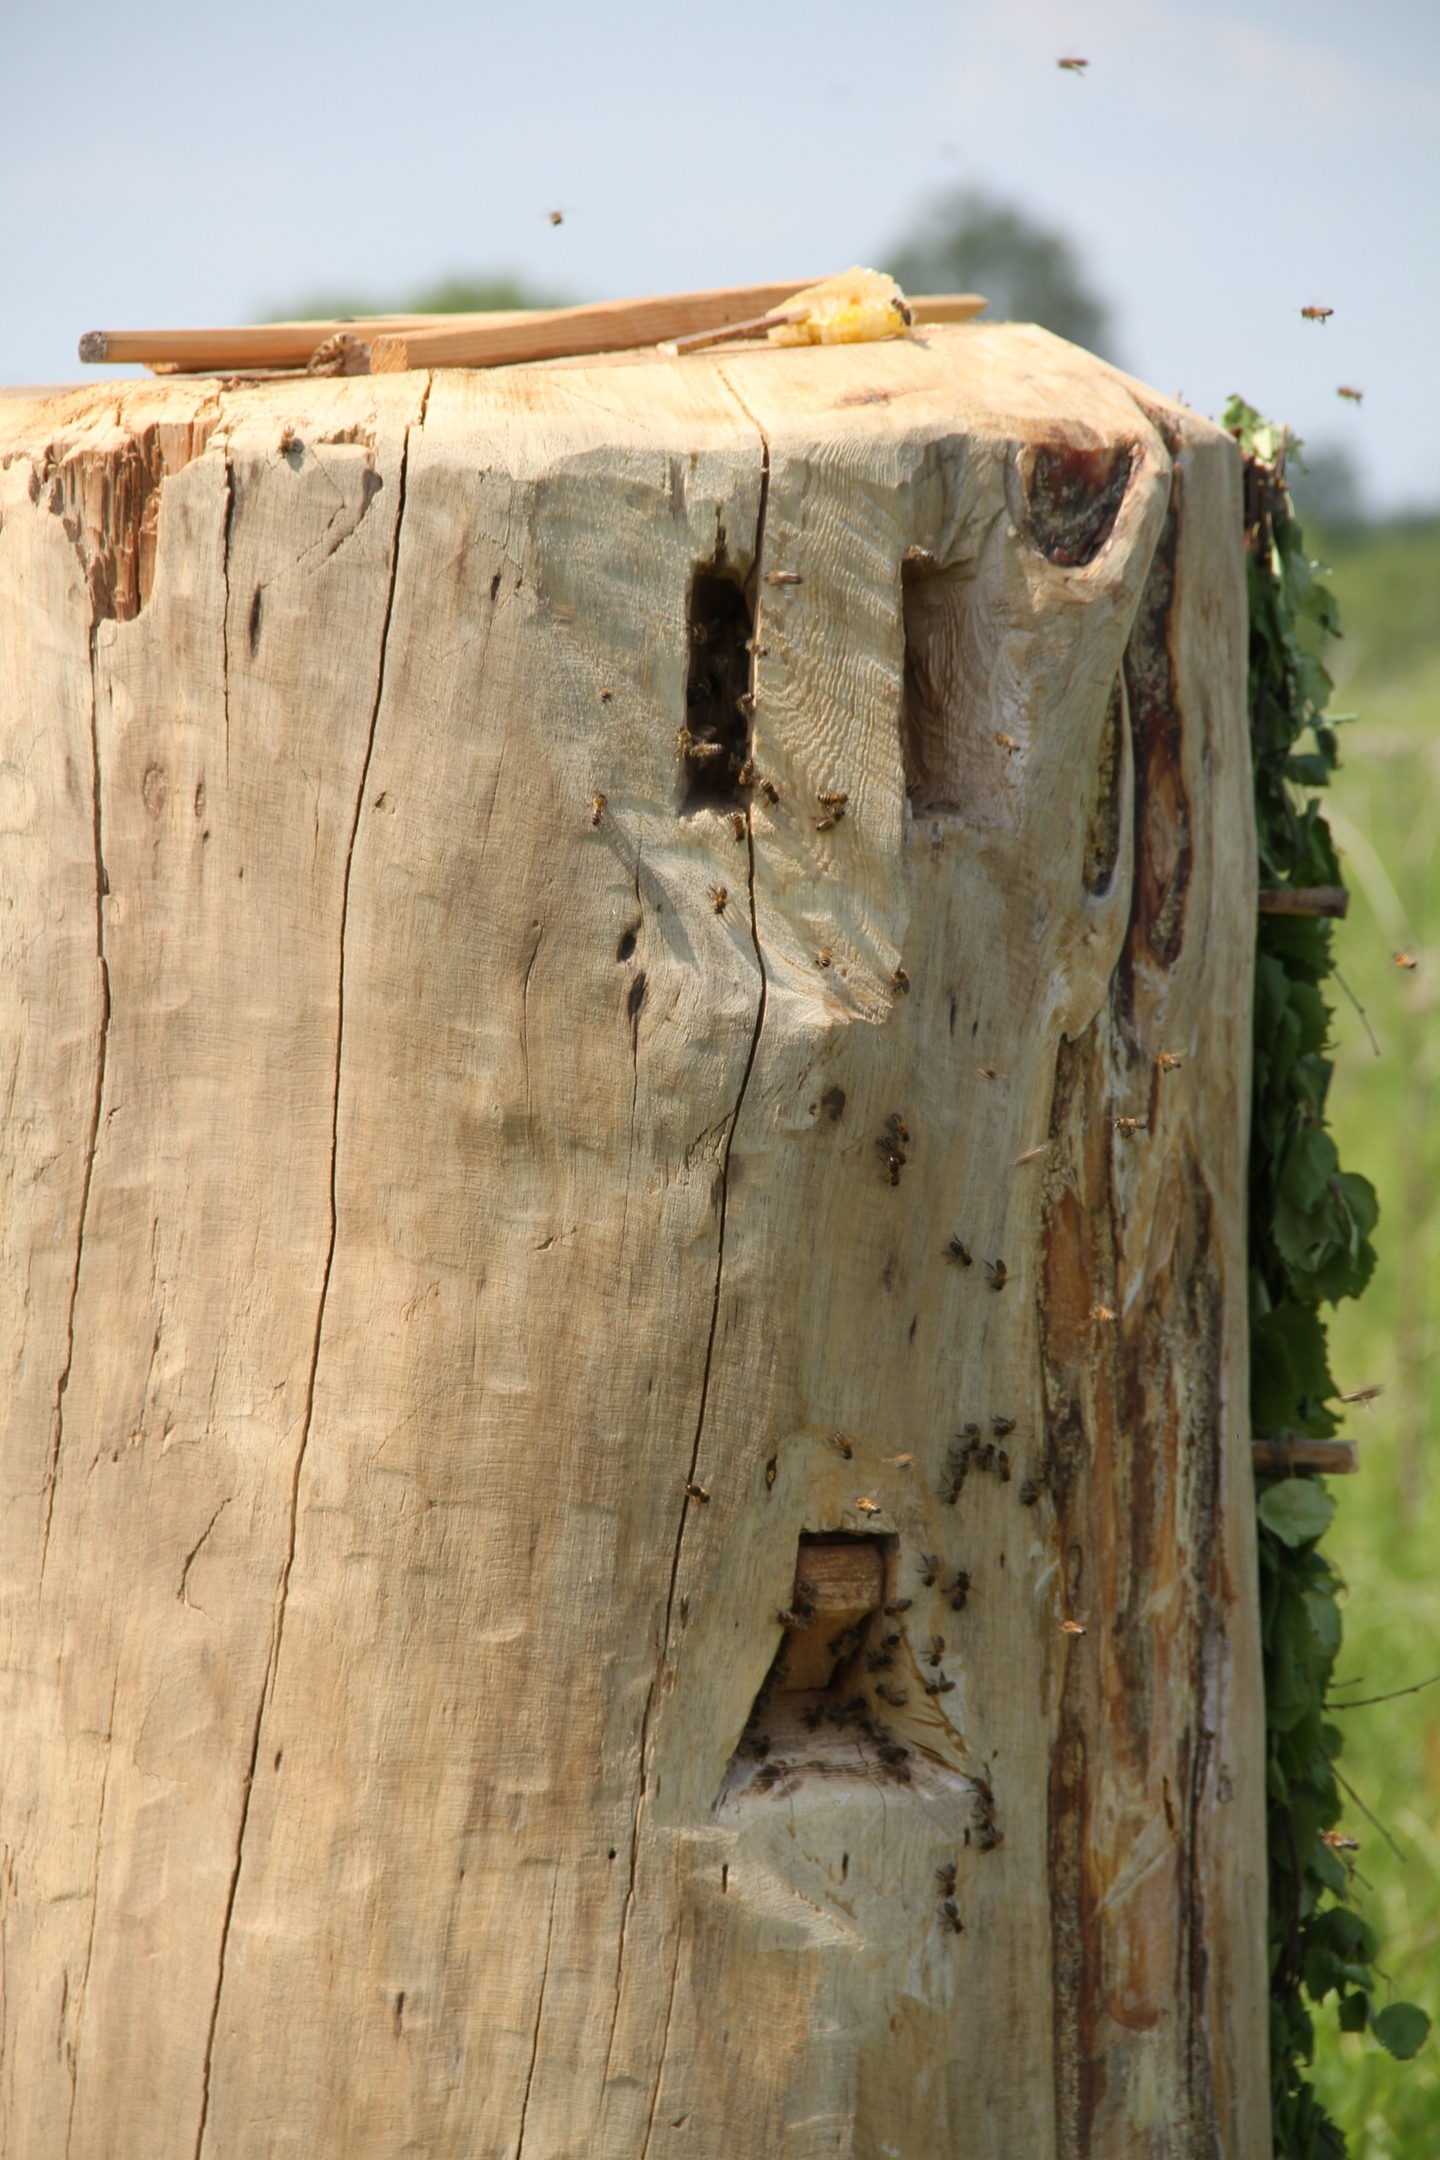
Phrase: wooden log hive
[{"left": 0, "top": 327, "right": 1267, "bottom": 2158}]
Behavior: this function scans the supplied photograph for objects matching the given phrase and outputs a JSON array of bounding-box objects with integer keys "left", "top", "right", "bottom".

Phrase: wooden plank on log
[
  {"left": 1257, "top": 884, "right": 1349, "bottom": 917},
  {"left": 1252, "top": 1439, "right": 1359, "bottom": 1474},
  {"left": 367, "top": 284, "right": 818, "bottom": 373},
  {"left": 79, "top": 294, "right": 988, "bottom": 380}
]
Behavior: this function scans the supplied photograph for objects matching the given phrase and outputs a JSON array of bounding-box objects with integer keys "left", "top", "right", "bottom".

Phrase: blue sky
[{"left": 4, "top": 0, "right": 1436, "bottom": 508}]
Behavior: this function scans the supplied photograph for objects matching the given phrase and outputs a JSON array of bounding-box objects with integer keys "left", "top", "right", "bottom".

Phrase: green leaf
[
  {"left": 1258, "top": 1480, "right": 1336, "bottom": 1547},
  {"left": 1338, "top": 1991, "right": 1370, "bottom": 2033},
  {"left": 1372, "top": 2001, "right": 1431, "bottom": 2060}
]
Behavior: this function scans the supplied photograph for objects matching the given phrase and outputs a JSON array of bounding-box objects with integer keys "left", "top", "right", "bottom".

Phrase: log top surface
[{"left": 0, "top": 324, "right": 1203, "bottom": 464}]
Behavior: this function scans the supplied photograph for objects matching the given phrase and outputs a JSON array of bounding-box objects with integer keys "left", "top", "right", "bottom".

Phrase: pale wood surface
[{"left": 0, "top": 327, "right": 1266, "bottom": 2158}]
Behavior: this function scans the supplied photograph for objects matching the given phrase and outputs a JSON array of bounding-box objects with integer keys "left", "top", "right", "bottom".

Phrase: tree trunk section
[{"left": 0, "top": 332, "right": 1265, "bottom": 2158}]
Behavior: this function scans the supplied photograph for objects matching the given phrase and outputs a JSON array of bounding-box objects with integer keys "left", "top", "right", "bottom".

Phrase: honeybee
[
  {"left": 927, "top": 1634, "right": 945, "bottom": 1665},
  {"left": 1300, "top": 305, "right": 1334, "bottom": 324},
  {"left": 761, "top": 778, "right": 781, "bottom": 804},
  {"left": 1340, "top": 1383, "right": 1385, "bottom": 1407},
  {"left": 884, "top": 1597, "right": 912, "bottom": 1616},
  {"left": 854, "top": 1496, "right": 881, "bottom": 1518},
  {"left": 278, "top": 424, "right": 299, "bottom": 453},
  {"left": 940, "top": 1898, "right": 964, "bottom": 1933},
  {"left": 816, "top": 949, "right": 833, "bottom": 969},
  {"left": 919, "top": 1553, "right": 941, "bottom": 1587},
  {"left": 979, "top": 1065, "right": 997, "bottom": 1080},
  {"left": 1394, "top": 951, "right": 1418, "bottom": 970},
  {"left": 936, "top": 1860, "right": 957, "bottom": 1893},
  {"left": 764, "top": 569, "right": 803, "bottom": 586},
  {"left": 599, "top": 686, "right": 613, "bottom": 703},
  {"left": 1019, "top": 1478, "right": 1043, "bottom": 1507},
  {"left": 1113, "top": 1116, "right": 1144, "bottom": 1137},
  {"left": 892, "top": 966, "right": 911, "bottom": 993},
  {"left": 1057, "top": 54, "right": 1088, "bottom": 71},
  {"left": 1013, "top": 1144, "right": 1047, "bottom": 1166},
  {"left": 547, "top": 209, "right": 565, "bottom": 226},
  {"left": 873, "top": 1681, "right": 907, "bottom": 1706},
  {"left": 958, "top": 1422, "right": 980, "bottom": 1443},
  {"left": 814, "top": 813, "right": 843, "bottom": 832},
  {"left": 996, "top": 1451, "right": 1011, "bottom": 1482},
  {"left": 1320, "top": 1830, "right": 1360, "bottom": 1852},
  {"left": 984, "top": 1259, "right": 1008, "bottom": 1292},
  {"left": 590, "top": 793, "right": 607, "bottom": 826},
  {"left": 710, "top": 884, "right": 729, "bottom": 915},
  {"left": 1090, "top": 1303, "right": 1116, "bottom": 1322},
  {"left": 924, "top": 1674, "right": 956, "bottom": 1695},
  {"left": 875, "top": 1137, "right": 905, "bottom": 1184},
  {"left": 1060, "top": 1618, "right": 1086, "bottom": 1636},
  {"left": 830, "top": 1431, "right": 854, "bottom": 1459},
  {"left": 865, "top": 1647, "right": 895, "bottom": 1673},
  {"left": 945, "top": 1235, "right": 973, "bottom": 1267},
  {"left": 685, "top": 1480, "right": 711, "bottom": 1502},
  {"left": 1337, "top": 386, "right": 1363, "bottom": 405},
  {"left": 949, "top": 1569, "right": 971, "bottom": 1612},
  {"left": 1156, "top": 1049, "right": 1184, "bottom": 1071},
  {"left": 728, "top": 812, "right": 747, "bottom": 842},
  {"left": 991, "top": 1416, "right": 1015, "bottom": 1438},
  {"left": 995, "top": 733, "right": 1020, "bottom": 754}
]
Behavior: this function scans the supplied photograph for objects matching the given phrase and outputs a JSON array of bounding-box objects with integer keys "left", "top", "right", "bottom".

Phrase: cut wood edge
[
  {"left": 909, "top": 294, "right": 989, "bottom": 324},
  {"left": 1257, "top": 885, "right": 1350, "bottom": 918},
  {"left": 1251, "top": 1439, "right": 1359, "bottom": 1474},
  {"left": 79, "top": 312, "right": 539, "bottom": 373}
]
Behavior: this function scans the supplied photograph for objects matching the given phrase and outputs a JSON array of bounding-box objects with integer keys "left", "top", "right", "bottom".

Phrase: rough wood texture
[{"left": 0, "top": 328, "right": 1266, "bottom": 2159}]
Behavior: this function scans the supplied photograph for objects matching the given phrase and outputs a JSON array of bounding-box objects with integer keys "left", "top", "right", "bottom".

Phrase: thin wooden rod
[
  {"left": 1258, "top": 886, "right": 1350, "bottom": 918},
  {"left": 1252, "top": 1439, "right": 1359, "bottom": 1474}
]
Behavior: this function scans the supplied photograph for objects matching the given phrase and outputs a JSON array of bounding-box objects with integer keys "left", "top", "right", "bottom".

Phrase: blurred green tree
[{"left": 885, "top": 187, "right": 1114, "bottom": 357}]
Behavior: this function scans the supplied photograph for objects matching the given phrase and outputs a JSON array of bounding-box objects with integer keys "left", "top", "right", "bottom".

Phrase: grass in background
[{"left": 1302, "top": 516, "right": 1440, "bottom": 2154}]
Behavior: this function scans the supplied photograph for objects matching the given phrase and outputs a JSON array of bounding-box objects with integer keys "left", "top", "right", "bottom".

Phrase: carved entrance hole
[
  {"left": 681, "top": 564, "right": 753, "bottom": 808},
  {"left": 722, "top": 1534, "right": 921, "bottom": 1801}
]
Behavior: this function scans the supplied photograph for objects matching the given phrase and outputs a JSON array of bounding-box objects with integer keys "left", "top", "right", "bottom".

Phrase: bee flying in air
[
  {"left": 1156, "top": 1049, "right": 1184, "bottom": 1071},
  {"left": 1113, "top": 1116, "right": 1144, "bottom": 1137},
  {"left": 1057, "top": 55, "right": 1089, "bottom": 72},
  {"left": 995, "top": 733, "right": 1020, "bottom": 755},
  {"left": 855, "top": 1495, "right": 881, "bottom": 1516},
  {"left": 830, "top": 1430, "right": 854, "bottom": 1459},
  {"left": 1090, "top": 1303, "right": 1117, "bottom": 1322},
  {"left": 547, "top": 208, "right": 565, "bottom": 227},
  {"left": 1300, "top": 305, "right": 1334, "bottom": 325},
  {"left": 1337, "top": 386, "right": 1363, "bottom": 405},
  {"left": 1394, "top": 951, "right": 1418, "bottom": 970},
  {"left": 1340, "top": 1383, "right": 1385, "bottom": 1407}
]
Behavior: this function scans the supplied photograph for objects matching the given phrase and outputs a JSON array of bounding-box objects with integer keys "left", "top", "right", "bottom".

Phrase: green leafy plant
[{"left": 1230, "top": 396, "right": 1431, "bottom": 2156}]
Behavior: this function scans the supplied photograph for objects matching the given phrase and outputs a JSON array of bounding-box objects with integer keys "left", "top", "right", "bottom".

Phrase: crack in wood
[{"left": 191, "top": 381, "right": 428, "bottom": 2160}]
